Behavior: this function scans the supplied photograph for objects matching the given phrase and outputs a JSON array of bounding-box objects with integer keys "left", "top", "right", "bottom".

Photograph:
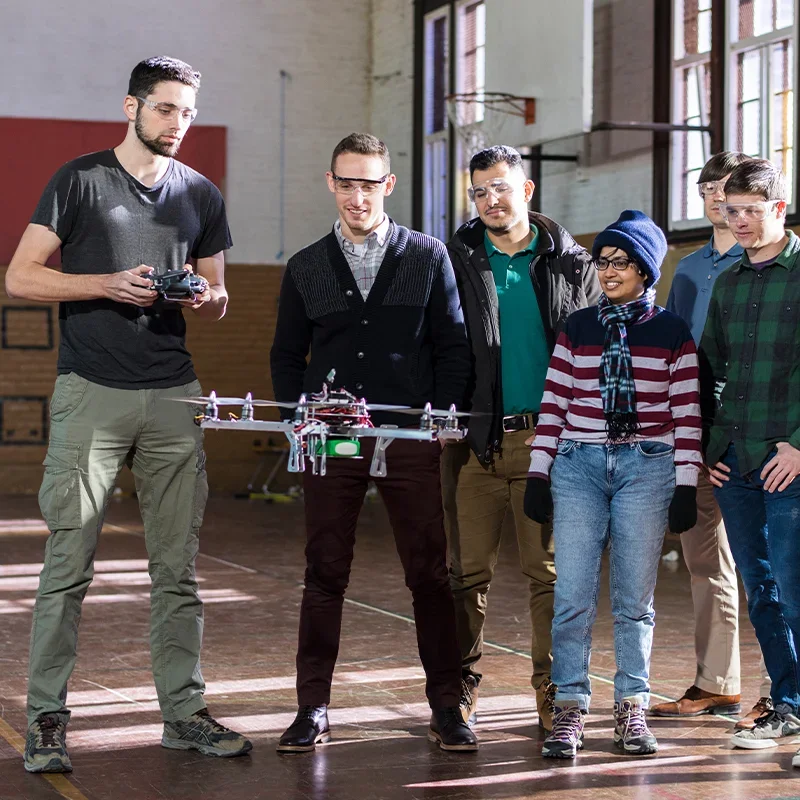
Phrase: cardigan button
[
  {"left": 355, "top": 383, "right": 363, "bottom": 390},
  {"left": 357, "top": 352, "right": 365, "bottom": 359},
  {"left": 361, "top": 319, "right": 369, "bottom": 325},
  {"left": 345, "top": 289, "right": 354, "bottom": 297}
]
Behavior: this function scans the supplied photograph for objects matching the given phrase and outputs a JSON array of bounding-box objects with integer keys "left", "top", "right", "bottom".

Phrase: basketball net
[{"left": 445, "top": 92, "right": 536, "bottom": 166}]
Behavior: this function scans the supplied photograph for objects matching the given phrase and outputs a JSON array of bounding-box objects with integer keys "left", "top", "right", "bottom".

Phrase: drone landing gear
[{"left": 369, "top": 434, "right": 395, "bottom": 478}]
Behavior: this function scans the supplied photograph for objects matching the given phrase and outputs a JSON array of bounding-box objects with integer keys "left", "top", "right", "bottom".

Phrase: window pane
[
  {"left": 770, "top": 40, "right": 794, "bottom": 204},
  {"left": 685, "top": 167, "right": 704, "bottom": 220},
  {"left": 678, "top": 0, "right": 712, "bottom": 57},
  {"left": 425, "top": 16, "right": 448, "bottom": 135},
  {"left": 777, "top": 0, "right": 794, "bottom": 28}
]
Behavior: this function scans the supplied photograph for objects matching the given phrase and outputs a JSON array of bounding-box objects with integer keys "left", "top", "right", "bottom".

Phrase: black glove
[
  {"left": 524, "top": 477, "right": 553, "bottom": 524},
  {"left": 668, "top": 485, "right": 697, "bottom": 534}
]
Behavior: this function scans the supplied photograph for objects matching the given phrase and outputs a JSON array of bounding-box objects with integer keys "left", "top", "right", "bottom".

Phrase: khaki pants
[
  {"left": 683, "top": 472, "right": 771, "bottom": 697},
  {"left": 442, "top": 430, "right": 555, "bottom": 689},
  {"left": 28, "top": 373, "right": 208, "bottom": 725},
  {"left": 682, "top": 471, "right": 742, "bottom": 694}
]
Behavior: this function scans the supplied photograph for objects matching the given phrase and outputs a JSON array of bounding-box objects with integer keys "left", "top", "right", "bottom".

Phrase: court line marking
[{"left": 0, "top": 717, "right": 90, "bottom": 800}]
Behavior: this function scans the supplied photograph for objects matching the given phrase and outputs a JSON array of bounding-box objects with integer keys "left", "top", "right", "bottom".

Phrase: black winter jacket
[{"left": 446, "top": 212, "right": 601, "bottom": 465}]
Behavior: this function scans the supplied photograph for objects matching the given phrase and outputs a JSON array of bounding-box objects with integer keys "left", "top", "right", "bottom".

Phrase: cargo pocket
[
  {"left": 50, "top": 373, "right": 89, "bottom": 423},
  {"left": 38, "top": 442, "right": 82, "bottom": 531}
]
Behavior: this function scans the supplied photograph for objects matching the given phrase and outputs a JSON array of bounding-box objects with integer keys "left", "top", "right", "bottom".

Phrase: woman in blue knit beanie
[{"left": 525, "top": 210, "right": 702, "bottom": 759}]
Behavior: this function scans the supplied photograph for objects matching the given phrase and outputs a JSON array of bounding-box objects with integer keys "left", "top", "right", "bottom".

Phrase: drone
[{"left": 170, "top": 370, "right": 472, "bottom": 477}]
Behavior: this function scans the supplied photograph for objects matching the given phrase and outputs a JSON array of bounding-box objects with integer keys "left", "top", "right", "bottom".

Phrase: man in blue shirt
[{"left": 651, "top": 152, "right": 769, "bottom": 728}]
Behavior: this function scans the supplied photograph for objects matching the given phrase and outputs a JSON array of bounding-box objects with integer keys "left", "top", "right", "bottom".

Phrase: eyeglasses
[
  {"left": 467, "top": 179, "right": 518, "bottom": 203},
  {"left": 719, "top": 200, "right": 779, "bottom": 221},
  {"left": 698, "top": 180, "right": 728, "bottom": 198},
  {"left": 331, "top": 173, "right": 389, "bottom": 196},
  {"left": 593, "top": 257, "right": 638, "bottom": 272},
  {"left": 137, "top": 97, "right": 198, "bottom": 123}
]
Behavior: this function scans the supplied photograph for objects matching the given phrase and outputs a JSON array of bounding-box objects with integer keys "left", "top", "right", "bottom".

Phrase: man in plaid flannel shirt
[{"left": 700, "top": 159, "right": 800, "bottom": 763}]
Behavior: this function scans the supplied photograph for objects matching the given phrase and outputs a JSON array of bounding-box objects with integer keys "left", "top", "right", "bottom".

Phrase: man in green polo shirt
[{"left": 443, "top": 145, "right": 600, "bottom": 731}]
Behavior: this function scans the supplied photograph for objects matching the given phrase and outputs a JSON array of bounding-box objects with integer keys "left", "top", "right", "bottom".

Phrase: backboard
[{"left": 483, "top": 0, "right": 594, "bottom": 147}]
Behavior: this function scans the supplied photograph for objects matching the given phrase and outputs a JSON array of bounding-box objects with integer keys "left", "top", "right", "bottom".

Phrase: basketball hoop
[{"left": 445, "top": 91, "right": 536, "bottom": 154}]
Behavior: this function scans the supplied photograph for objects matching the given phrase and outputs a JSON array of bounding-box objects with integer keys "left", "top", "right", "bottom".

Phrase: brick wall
[{"left": 0, "top": 265, "right": 284, "bottom": 496}]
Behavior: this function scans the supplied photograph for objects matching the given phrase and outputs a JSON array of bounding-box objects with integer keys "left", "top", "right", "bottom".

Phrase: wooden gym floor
[{"left": 0, "top": 494, "right": 798, "bottom": 800}]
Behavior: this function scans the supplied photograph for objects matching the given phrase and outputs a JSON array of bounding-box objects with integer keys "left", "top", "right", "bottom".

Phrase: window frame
[{"left": 662, "top": 0, "right": 800, "bottom": 241}]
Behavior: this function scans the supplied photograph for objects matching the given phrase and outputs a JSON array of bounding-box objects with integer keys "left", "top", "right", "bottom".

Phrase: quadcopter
[
  {"left": 149, "top": 268, "right": 209, "bottom": 301},
  {"left": 171, "top": 370, "right": 472, "bottom": 477}
]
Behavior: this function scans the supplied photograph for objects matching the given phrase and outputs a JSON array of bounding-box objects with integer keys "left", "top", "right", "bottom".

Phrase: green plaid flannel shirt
[{"left": 700, "top": 230, "right": 800, "bottom": 474}]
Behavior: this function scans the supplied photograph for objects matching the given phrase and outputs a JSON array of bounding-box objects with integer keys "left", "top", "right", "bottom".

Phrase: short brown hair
[
  {"left": 698, "top": 151, "right": 752, "bottom": 184},
  {"left": 128, "top": 56, "right": 201, "bottom": 97},
  {"left": 330, "top": 133, "right": 390, "bottom": 173},
  {"left": 724, "top": 158, "right": 787, "bottom": 201}
]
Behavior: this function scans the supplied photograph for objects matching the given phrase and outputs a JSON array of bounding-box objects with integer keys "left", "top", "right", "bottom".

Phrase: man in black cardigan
[{"left": 270, "top": 133, "right": 477, "bottom": 753}]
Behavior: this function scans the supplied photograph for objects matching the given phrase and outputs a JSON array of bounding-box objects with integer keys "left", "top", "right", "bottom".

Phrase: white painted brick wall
[
  {"left": 0, "top": 0, "right": 373, "bottom": 263},
  {"left": 369, "top": 0, "right": 415, "bottom": 227}
]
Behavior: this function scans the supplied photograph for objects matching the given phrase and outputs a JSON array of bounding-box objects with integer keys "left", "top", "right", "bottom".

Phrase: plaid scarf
[{"left": 596, "top": 289, "right": 656, "bottom": 441}]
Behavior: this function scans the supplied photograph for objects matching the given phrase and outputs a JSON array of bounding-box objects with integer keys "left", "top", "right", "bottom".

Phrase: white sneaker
[
  {"left": 730, "top": 709, "right": 800, "bottom": 750},
  {"left": 793, "top": 747, "right": 800, "bottom": 768}
]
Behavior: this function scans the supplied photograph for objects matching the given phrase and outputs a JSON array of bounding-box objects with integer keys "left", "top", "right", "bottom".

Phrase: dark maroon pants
[{"left": 296, "top": 438, "right": 461, "bottom": 709}]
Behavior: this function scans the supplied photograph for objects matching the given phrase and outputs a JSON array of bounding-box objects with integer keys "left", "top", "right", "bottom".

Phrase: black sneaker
[
  {"left": 429, "top": 707, "right": 479, "bottom": 751},
  {"left": 542, "top": 705, "right": 585, "bottom": 758},
  {"left": 162, "top": 709, "right": 252, "bottom": 757},
  {"left": 24, "top": 714, "right": 72, "bottom": 773},
  {"left": 614, "top": 699, "right": 658, "bottom": 755},
  {"left": 459, "top": 676, "right": 479, "bottom": 727},
  {"left": 277, "top": 706, "right": 330, "bottom": 753}
]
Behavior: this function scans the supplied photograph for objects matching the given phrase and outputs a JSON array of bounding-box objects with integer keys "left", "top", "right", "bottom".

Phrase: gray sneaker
[
  {"left": 614, "top": 699, "right": 658, "bottom": 755},
  {"left": 730, "top": 708, "right": 800, "bottom": 750},
  {"left": 23, "top": 714, "right": 72, "bottom": 773},
  {"left": 162, "top": 709, "right": 252, "bottom": 757}
]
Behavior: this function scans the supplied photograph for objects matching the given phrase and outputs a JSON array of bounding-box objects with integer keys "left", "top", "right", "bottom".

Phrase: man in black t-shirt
[{"left": 6, "top": 56, "right": 251, "bottom": 773}]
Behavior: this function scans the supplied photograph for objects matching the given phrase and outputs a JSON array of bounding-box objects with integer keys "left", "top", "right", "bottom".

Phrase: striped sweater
[{"left": 529, "top": 306, "right": 702, "bottom": 486}]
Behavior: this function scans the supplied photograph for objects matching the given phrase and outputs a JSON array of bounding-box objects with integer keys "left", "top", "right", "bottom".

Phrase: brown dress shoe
[
  {"left": 536, "top": 680, "right": 556, "bottom": 731},
  {"left": 649, "top": 685, "right": 741, "bottom": 717},
  {"left": 734, "top": 697, "right": 773, "bottom": 731}
]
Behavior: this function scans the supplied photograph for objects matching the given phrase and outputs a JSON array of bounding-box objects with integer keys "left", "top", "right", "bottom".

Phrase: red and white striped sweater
[{"left": 529, "top": 306, "right": 702, "bottom": 486}]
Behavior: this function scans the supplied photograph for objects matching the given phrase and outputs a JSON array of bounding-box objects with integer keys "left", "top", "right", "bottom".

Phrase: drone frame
[{"left": 195, "top": 388, "right": 466, "bottom": 478}]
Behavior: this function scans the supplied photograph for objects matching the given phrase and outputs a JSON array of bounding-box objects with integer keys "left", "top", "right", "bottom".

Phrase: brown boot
[
  {"left": 459, "top": 676, "right": 479, "bottom": 727},
  {"left": 734, "top": 697, "right": 773, "bottom": 731},
  {"left": 536, "top": 680, "right": 556, "bottom": 732},
  {"left": 649, "top": 685, "right": 741, "bottom": 717}
]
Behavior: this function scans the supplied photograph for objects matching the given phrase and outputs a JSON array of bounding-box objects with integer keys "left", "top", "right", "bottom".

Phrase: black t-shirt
[{"left": 32, "top": 149, "right": 232, "bottom": 388}]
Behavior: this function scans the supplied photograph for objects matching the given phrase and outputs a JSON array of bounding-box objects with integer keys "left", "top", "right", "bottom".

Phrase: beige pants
[
  {"left": 441, "top": 430, "right": 555, "bottom": 689},
  {"left": 682, "top": 471, "right": 770, "bottom": 696}
]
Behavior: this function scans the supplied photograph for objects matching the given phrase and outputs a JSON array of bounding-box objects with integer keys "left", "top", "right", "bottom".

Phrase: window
[
  {"left": 729, "top": 0, "right": 795, "bottom": 203},
  {"left": 671, "top": 0, "right": 713, "bottom": 225},
  {"left": 669, "top": 0, "right": 798, "bottom": 230},
  {"left": 453, "top": 0, "right": 487, "bottom": 226},
  {"left": 423, "top": 8, "right": 450, "bottom": 241}
]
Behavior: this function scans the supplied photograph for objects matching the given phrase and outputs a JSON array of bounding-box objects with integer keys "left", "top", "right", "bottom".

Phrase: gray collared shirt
[
  {"left": 666, "top": 236, "right": 744, "bottom": 343},
  {"left": 334, "top": 215, "right": 392, "bottom": 300}
]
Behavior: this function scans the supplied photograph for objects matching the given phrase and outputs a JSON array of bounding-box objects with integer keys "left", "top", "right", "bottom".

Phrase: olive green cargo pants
[{"left": 27, "top": 373, "right": 208, "bottom": 725}]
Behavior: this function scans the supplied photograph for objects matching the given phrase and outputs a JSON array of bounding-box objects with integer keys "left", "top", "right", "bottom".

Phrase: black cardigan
[{"left": 270, "top": 221, "right": 471, "bottom": 425}]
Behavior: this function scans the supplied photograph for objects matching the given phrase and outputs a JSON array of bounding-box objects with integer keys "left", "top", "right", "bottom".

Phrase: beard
[
  {"left": 481, "top": 207, "right": 523, "bottom": 234},
  {"left": 135, "top": 112, "right": 180, "bottom": 157}
]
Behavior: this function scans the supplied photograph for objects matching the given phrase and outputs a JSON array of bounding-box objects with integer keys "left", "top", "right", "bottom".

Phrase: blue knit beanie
[{"left": 592, "top": 210, "right": 668, "bottom": 288}]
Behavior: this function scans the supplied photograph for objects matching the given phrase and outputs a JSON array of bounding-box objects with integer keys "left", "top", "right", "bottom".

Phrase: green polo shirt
[{"left": 485, "top": 227, "right": 551, "bottom": 415}]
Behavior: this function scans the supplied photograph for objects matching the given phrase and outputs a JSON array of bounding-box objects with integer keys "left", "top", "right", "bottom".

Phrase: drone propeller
[
  {"left": 170, "top": 395, "right": 251, "bottom": 406},
  {"left": 385, "top": 407, "right": 487, "bottom": 417}
]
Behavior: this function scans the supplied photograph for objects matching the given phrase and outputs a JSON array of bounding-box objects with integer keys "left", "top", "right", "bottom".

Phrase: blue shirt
[
  {"left": 484, "top": 228, "right": 551, "bottom": 414},
  {"left": 666, "top": 237, "right": 744, "bottom": 343}
]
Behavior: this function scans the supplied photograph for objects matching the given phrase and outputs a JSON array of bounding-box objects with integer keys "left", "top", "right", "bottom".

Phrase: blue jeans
[
  {"left": 713, "top": 444, "right": 800, "bottom": 715},
  {"left": 550, "top": 440, "right": 675, "bottom": 711}
]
